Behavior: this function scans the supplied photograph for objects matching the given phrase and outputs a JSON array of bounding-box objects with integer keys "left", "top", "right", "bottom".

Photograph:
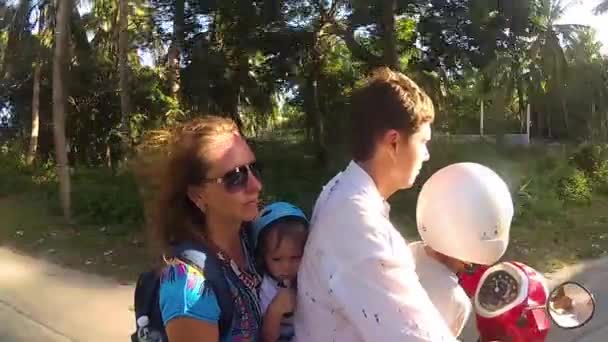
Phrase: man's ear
[{"left": 381, "top": 129, "right": 400, "bottom": 160}]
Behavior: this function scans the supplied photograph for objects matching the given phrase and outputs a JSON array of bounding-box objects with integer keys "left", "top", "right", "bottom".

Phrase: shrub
[
  {"left": 70, "top": 168, "right": 144, "bottom": 225},
  {"left": 557, "top": 167, "right": 592, "bottom": 204},
  {"left": 592, "top": 159, "right": 608, "bottom": 194},
  {"left": 569, "top": 144, "right": 608, "bottom": 176}
]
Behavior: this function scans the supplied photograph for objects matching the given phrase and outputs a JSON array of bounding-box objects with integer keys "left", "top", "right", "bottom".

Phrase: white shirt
[
  {"left": 294, "top": 161, "right": 458, "bottom": 342},
  {"left": 260, "top": 274, "right": 279, "bottom": 314},
  {"left": 409, "top": 241, "right": 472, "bottom": 337}
]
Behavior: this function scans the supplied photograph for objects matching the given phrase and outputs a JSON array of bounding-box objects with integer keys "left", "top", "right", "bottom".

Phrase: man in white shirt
[{"left": 294, "top": 67, "right": 458, "bottom": 341}]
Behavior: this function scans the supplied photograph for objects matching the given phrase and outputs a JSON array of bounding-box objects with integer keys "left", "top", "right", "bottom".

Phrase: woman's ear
[{"left": 187, "top": 185, "right": 207, "bottom": 212}]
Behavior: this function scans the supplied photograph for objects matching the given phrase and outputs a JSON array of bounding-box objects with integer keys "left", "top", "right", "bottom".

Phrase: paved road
[
  {"left": 544, "top": 258, "right": 608, "bottom": 342},
  {"left": 1, "top": 245, "right": 606, "bottom": 341},
  {"left": 0, "top": 247, "right": 134, "bottom": 341}
]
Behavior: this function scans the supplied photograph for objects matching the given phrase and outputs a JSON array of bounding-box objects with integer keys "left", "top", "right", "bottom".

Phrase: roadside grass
[{"left": 1, "top": 134, "right": 607, "bottom": 281}]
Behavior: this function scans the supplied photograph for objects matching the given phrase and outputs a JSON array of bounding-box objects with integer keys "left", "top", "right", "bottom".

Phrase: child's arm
[
  {"left": 262, "top": 303, "right": 284, "bottom": 342},
  {"left": 261, "top": 288, "right": 296, "bottom": 342}
]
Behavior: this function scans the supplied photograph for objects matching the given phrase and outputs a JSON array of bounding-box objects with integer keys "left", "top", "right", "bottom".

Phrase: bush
[
  {"left": 0, "top": 142, "right": 54, "bottom": 195},
  {"left": 557, "top": 167, "right": 592, "bottom": 204},
  {"left": 70, "top": 168, "right": 144, "bottom": 225},
  {"left": 593, "top": 159, "right": 608, "bottom": 194},
  {"left": 567, "top": 144, "right": 608, "bottom": 194},
  {"left": 569, "top": 144, "right": 608, "bottom": 176}
]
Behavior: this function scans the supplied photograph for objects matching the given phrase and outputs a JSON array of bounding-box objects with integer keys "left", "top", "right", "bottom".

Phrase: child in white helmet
[
  {"left": 411, "top": 162, "right": 514, "bottom": 337},
  {"left": 252, "top": 202, "right": 309, "bottom": 342}
]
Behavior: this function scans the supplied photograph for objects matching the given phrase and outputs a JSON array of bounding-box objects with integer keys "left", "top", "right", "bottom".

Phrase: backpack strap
[
  {"left": 133, "top": 270, "right": 160, "bottom": 319},
  {"left": 173, "top": 242, "right": 234, "bottom": 339},
  {"left": 132, "top": 269, "right": 168, "bottom": 342}
]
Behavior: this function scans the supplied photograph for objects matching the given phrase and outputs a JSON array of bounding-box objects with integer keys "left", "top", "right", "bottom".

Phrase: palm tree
[
  {"left": 118, "top": 0, "right": 131, "bottom": 147},
  {"left": 53, "top": 0, "right": 73, "bottom": 221},
  {"left": 565, "top": 28, "right": 608, "bottom": 140},
  {"left": 528, "top": 0, "right": 586, "bottom": 137},
  {"left": 166, "top": 0, "right": 184, "bottom": 102},
  {"left": 2, "top": 0, "right": 50, "bottom": 165},
  {"left": 594, "top": 0, "right": 608, "bottom": 14}
]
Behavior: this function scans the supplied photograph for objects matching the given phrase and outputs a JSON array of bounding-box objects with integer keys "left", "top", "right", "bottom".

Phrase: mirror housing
[{"left": 547, "top": 281, "right": 595, "bottom": 329}]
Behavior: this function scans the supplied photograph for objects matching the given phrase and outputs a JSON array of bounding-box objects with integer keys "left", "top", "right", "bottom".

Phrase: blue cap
[{"left": 251, "top": 202, "right": 308, "bottom": 247}]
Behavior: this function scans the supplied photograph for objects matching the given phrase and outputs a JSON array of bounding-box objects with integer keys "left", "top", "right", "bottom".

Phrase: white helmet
[{"left": 416, "top": 162, "right": 514, "bottom": 265}]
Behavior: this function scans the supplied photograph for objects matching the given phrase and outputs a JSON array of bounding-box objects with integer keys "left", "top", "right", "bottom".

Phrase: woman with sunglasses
[{"left": 152, "top": 116, "right": 264, "bottom": 341}]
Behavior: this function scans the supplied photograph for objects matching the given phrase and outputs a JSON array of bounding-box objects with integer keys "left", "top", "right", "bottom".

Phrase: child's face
[{"left": 263, "top": 229, "right": 304, "bottom": 283}]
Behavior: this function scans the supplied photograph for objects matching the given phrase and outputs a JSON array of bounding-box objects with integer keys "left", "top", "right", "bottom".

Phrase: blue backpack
[{"left": 131, "top": 242, "right": 234, "bottom": 341}]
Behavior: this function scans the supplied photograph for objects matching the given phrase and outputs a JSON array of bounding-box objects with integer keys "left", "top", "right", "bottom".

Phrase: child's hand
[{"left": 269, "top": 287, "right": 297, "bottom": 316}]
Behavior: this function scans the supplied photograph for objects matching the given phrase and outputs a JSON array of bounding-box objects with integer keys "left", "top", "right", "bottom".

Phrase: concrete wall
[{"left": 435, "top": 133, "right": 530, "bottom": 146}]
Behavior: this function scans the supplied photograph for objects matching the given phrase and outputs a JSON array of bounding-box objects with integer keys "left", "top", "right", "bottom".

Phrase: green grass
[
  {"left": 504, "top": 194, "right": 608, "bottom": 271},
  {"left": 1, "top": 134, "right": 608, "bottom": 281},
  {"left": 0, "top": 194, "right": 149, "bottom": 282}
]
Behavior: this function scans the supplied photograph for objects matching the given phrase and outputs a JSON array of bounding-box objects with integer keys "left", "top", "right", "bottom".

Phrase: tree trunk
[
  {"left": 27, "top": 3, "right": 50, "bottom": 166},
  {"left": 561, "top": 98, "right": 569, "bottom": 134},
  {"left": 227, "top": 89, "right": 244, "bottom": 132},
  {"left": 518, "top": 83, "right": 525, "bottom": 133},
  {"left": 26, "top": 63, "right": 41, "bottom": 165},
  {"left": 118, "top": 0, "right": 130, "bottom": 142},
  {"left": 536, "top": 109, "right": 544, "bottom": 138},
  {"left": 305, "top": 31, "right": 327, "bottom": 165},
  {"left": 227, "top": 52, "right": 249, "bottom": 132},
  {"left": 590, "top": 100, "right": 595, "bottom": 141},
  {"left": 305, "top": 74, "right": 327, "bottom": 165},
  {"left": 479, "top": 100, "right": 484, "bottom": 136},
  {"left": 106, "top": 142, "right": 112, "bottom": 168},
  {"left": 52, "top": 0, "right": 72, "bottom": 222},
  {"left": 547, "top": 111, "right": 552, "bottom": 138},
  {"left": 605, "top": 109, "right": 608, "bottom": 141},
  {"left": 167, "top": 0, "right": 184, "bottom": 100},
  {"left": 380, "top": 0, "right": 398, "bottom": 69}
]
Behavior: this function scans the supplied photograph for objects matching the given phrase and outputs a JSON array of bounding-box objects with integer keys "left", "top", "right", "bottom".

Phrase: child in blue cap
[{"left": 252, "top": 202, "right": 309, "bottom": 342}]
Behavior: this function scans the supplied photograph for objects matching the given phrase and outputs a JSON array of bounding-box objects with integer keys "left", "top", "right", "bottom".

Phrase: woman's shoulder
[
  {"left": 159, "top": 258, "right": 221, "bottom": 325},
  {"left": 158, "top": 240, "right": 222, "bottom": 295},
  {"left": 160, "top": 258, "right": 205, "bottom": 286}
]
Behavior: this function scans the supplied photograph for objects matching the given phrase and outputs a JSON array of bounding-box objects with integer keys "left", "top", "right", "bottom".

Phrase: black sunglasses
[{"left": 205, "top": 162, "right": 262, "bottom": 193}]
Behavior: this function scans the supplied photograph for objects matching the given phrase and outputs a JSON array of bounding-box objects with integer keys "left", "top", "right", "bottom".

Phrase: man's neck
[{"left": 357, "top": 159, "right": 395, "bottom": 199}]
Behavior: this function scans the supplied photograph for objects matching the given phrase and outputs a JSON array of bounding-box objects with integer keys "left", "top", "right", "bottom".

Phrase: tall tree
[
  {"left": 529, "top": 0, "right": 585, "bottom": 137},
  {"left": 166, "top": 0, "right": 184, "bottom": 102},
  {"left": 380, "top": 0, "right": 398, "bottom": 69},
  {"left": 118, "top": 0, "right": 131, "bottom": 145},
  {"left": 53, "top": 0, "right": 72, "bottom": 221},
  {"left": 27, "top": 3, "right": 50, "bottom": 165},
  {"left": 594, "top": 0, "right": 608, "bottom": 14}
]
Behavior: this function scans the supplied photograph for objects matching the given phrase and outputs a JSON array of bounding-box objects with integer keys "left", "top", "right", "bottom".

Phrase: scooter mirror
[{"left": 547, "top": 282, "right": 595, "bottom": 329}]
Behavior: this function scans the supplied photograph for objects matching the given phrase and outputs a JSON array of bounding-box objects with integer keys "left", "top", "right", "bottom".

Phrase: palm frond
[{"left": 593, "top": 0, "right": 608, "bottom": 15}]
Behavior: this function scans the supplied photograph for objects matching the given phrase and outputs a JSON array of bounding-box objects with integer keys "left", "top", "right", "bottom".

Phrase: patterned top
[{"left": 159, "top": 230, "right": 262, "bottom": 341}]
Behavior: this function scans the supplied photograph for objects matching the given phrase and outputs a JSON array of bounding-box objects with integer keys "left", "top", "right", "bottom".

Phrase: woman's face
[{"left": 194, "top": 133, "right": 262, "bottom": 223}]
